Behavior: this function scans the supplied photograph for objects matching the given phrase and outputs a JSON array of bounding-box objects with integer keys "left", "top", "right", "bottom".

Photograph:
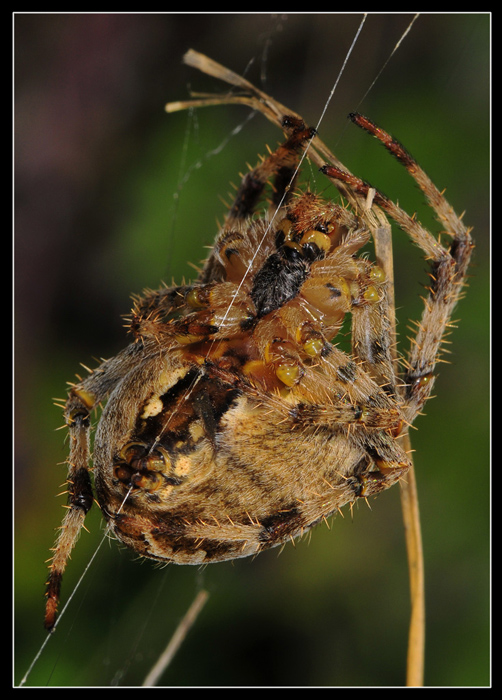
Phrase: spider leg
[
  {"left": 129, "top": 281, "right": 255, "bottom": 346},
  {"left": 350, "top": 257, "right": 399, "bottom": 398},
  {"left": 228, "top": 115, "right": 316, "bottom": 220},
  {"left": 44, "top": 346, "right": 143, "bottom": 630},
  {"left": 208, "top": 352, "right": 411, "bottom": 499},
  {"left": 45, "top": 389, "right": 93, "bottom": 631},
  {"left": 200, "top": 117, "right": 315, "bottom": 284},
  {"left": 321, "top": 118, "right": 473, "bottom": 423},
  {"left": 129, "top": 284, "right": 194, "bottom": 323}
]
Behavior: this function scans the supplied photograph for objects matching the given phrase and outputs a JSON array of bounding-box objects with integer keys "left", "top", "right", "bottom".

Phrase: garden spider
[{"left": 44, "top": 50, "right": 473, "bottom": 674}]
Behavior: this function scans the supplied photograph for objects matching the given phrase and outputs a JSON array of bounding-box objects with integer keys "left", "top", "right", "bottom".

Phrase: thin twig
[
  {"left": 399, "top": 438, "right": 425, "bottom": 687},
  {"left": 373, "top": 211, "right": 425, "bottom": 687},
  {"left": 142, "top": 589, "right": 210, "bottom": 687}
]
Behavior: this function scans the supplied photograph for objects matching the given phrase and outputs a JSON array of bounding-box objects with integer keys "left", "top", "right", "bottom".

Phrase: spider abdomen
[{"left": 93, "top": 353, "right": 407, "bottom": 566}]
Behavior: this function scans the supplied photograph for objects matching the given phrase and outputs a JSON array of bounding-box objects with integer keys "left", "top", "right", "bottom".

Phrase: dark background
[{"left": 15, "top": 13, "right": 490, "bottom": 687}]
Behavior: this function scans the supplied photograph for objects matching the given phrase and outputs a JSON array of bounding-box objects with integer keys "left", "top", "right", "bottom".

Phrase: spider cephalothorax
[{"left": 45, "top": 52, "right": 473, "bottom": 632}]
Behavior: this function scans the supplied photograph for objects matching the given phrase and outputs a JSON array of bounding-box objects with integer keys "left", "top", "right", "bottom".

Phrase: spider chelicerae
[{"left": 45, "top": 50, "right": 473, "bottom": 633}]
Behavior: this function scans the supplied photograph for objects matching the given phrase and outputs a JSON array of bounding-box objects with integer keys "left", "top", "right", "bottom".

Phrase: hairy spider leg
[{"left": 321, "top": 114, "right": 473, "bottom": 423}]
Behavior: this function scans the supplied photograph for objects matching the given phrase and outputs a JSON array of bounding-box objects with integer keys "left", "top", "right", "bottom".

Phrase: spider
[{"left": 44, "top": 50, "right": 473, "bottom": 638}]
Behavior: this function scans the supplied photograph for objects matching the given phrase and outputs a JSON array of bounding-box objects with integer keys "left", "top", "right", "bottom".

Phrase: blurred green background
[{"left": 15, "top": 13, "right": 490, "bottom": 687}]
